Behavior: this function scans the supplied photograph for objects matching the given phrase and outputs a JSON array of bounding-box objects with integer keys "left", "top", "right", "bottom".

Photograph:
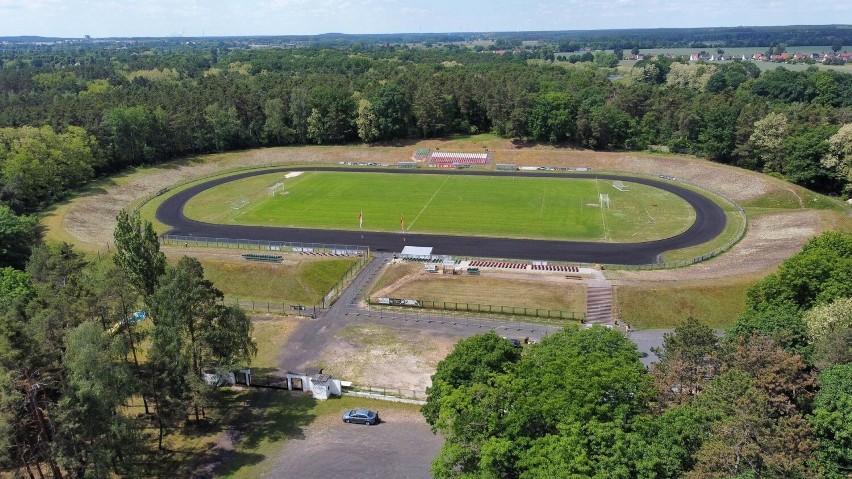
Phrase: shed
[{"left": 309, "top": 373, "right": 342, "bottom": 400}]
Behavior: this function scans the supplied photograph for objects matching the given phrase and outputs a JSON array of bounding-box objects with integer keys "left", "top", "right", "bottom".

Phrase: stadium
[{"left": 156, "top": 166, "right": 729, "bottom": 265}]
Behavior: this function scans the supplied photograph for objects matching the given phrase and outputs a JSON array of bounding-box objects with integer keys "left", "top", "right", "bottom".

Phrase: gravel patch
[{"left": 610, "top": 210, "right": 821, "bottom": 283}]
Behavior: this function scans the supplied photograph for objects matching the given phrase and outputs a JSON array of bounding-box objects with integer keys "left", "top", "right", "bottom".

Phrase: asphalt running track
[{"left": 156, "top": 167, "right": 727, "bottom": 265}]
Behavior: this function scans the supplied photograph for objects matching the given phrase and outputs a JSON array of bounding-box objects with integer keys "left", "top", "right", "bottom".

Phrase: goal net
[
  {"left": 613, "top": 180, "right": 628, "bottom": 191},
  {"left": 599, "top": 193, "right": 611, "bottom": 209},
  {"left": 269, "top": 182, "right": 284, "bottom": 196}
]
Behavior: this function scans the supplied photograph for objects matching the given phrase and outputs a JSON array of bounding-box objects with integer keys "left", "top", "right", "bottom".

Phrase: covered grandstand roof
[
  {"left": 401, "top": 246, "right": 433, "bottom": 258},
  {"left": 427, "top": 151, "right": 491, "bottom": 164}
]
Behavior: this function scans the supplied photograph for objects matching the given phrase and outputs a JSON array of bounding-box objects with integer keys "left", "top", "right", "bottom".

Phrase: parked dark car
[
  {"left": 342, "top": 408, "right": 379, "bottom": 425},
  {"left": 504, "top": 337, "right": 522, "bottom": 348}
]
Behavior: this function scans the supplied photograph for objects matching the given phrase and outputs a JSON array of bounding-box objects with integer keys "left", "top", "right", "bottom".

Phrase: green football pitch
[{"left": 183, "top": 171, "right": 696, "bottom": 242}]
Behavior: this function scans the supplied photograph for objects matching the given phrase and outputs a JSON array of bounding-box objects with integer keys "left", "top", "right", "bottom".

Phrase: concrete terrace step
[{"left": 585, "top": 285, "right": 612, "bottom": 324}]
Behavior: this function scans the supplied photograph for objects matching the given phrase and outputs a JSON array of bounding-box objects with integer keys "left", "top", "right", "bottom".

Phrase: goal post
[
  {"left": 269, "top": 182, "right": 284, "bottom": 196},
  {"left": 599, "top": 193, "right": 611, "bottom": 209}
]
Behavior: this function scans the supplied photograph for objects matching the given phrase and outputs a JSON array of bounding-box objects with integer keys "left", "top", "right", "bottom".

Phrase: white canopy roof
[{"left": 401, "top": 246, "right": 433, "bottom": 256}]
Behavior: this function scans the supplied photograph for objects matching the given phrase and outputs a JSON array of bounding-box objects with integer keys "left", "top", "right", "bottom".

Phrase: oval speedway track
[{"left": 156, "top": 167, "right": 727, "bottom": 265}]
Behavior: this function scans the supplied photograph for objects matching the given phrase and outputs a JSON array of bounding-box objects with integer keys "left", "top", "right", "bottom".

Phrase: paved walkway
[{"left": 279, "top": 255, "right": 666, "bottom": 372}]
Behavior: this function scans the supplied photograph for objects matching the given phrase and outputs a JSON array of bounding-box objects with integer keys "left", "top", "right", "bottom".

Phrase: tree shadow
[
  {"left": 140, "top": 387, "right": 319, "bottom": 477},
  {"left": 236, "top": 389, "right": 318, "bottom": 448},
  {"left": 191, "top": 444, "right": 265, "bottom": 479}
]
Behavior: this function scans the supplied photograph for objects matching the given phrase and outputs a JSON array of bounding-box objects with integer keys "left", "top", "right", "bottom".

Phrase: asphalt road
[{"left": 156, "top": 167, "right": 727, "bottom": 265}]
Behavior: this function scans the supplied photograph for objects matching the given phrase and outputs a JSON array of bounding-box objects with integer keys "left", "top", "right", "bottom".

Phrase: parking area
[{"left": 261, "top": 408, "right": 442, "bottom": 479}]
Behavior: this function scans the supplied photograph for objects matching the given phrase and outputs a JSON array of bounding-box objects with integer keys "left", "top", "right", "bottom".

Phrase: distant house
[
  {"left": 689, "top": 53, "right": 700, "bottom": 61},
  {"left": 742, "top": 54, "right": 750, "bottom": 61}
]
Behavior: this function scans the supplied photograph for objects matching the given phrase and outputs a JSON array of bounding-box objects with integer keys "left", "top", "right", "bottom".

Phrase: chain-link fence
[
  {"left": 368, "top": 298, "right": 584, "bottom": 322},
  {"left": 604, "top": 176, "right": 748, "bottom": 270},
  {"left": 346, "top": 384, "right": 427, "bottom": 401},
  {"left": 161, "top": 234, "right": 368, "bottom": 256}
]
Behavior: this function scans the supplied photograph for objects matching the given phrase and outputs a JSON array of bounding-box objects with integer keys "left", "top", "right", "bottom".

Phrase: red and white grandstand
[{"left": 426, "top": 151, "right": 492, "bottom": 167}]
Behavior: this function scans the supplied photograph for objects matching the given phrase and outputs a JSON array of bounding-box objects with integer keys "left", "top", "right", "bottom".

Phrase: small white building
[{"left": 284, "top": 371, "right": 342, "bottom": 400}]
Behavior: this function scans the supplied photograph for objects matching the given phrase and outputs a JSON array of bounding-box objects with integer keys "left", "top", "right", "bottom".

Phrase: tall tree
[
  {"left": 56, "top": 321, "right": 140, "bottom": 478},
  {"left": 306, "top": 86, "right": 355, "bottom": 144},
  {"left": 413, "top": 81, "right": 451, "bottom": 138},
  {"left": 147, "top": 257, "right": 255, "bottom": 425},
  {"left": 651, "top": 317, "right": 720, "bottom": 408},
  {"left": 746, "top": 232, "right": 852, "bottom": 313},
  {"left": 0, "top": 126, "right": 99, "bottom": 212},
  {"left": 112, "top": 210, "right": 166, "bottom": 298},
  {"left": 101, "top": 106, "right": 168, "bottom": 169},
  {"left": 372, "top": 83, "right": 412, "bottom": 140},
  {"left": 822, "top": 123, "right": 852, "bottom": 195},
  {"left": 113, "top": 210, "right": 164, "bottom": 416},
  {"left": 748, "top": 112, "right": 789, "bottom": 173},
  {"left": 0, "top": 205, "right": 39, "bottom": 269},
  {"left": 689, "top": 370, "right": 815, "bottom": 479},
  {"left": 260, "top": 98, "right": 294, "bottom": 146},
  {"left": 422, "top": 331, "right": 520, "bottom": 427},
  {"left": 204, "top": 103, "right": 242, "bottom": 152},
  {"left": 804, "top": 297, "right": 852, "bottom": 369},
  {"left": 289, "top": 88, "right": 311, "bottom": 144},
  {"left": 355, "top": 98, "right": 379, "bottom": 143},
  {"left": 429, "top": 327, "right": 651, "bottom": 478},
  {"left": 810, "top": 364, "right": 852, "bottom": 479}
]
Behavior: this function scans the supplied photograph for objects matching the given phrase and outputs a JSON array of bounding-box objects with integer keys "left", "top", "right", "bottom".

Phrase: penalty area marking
[{"left": 595, "top": 180, "right": 609, "bottom": 240}]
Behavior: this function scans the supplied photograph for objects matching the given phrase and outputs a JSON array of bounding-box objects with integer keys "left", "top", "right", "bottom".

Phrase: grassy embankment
[{"left": 617, "top": 186, "right": 852, "bottom": 329}]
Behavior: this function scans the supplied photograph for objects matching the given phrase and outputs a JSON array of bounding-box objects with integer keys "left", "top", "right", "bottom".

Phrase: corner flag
[
  {"left": 359, "top": 210, "right": 363, "bottom": 230},
  {"left": 400, "top": 215, "right": 405, "bottom": 232}
]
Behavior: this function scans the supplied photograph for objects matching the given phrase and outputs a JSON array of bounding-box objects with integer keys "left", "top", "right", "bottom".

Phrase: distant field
[{"left": 184, "top": 171, "right": 696, "bottom": 242}]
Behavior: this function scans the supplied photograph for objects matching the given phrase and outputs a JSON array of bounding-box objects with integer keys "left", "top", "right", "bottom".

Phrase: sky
[{"left": 0, "top": 0, "right": 850, "bottom": 38}]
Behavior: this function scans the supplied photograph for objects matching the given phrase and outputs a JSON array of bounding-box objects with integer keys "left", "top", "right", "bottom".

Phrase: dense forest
[
  {"left": 1, "top": 39, "right": 852, "bottom": 224},
  {"left": 425, "top": 232, "right": 852, "bottom": 478},
  {"left": 1, "top": 32, "right": 852, "bottom": 477}
]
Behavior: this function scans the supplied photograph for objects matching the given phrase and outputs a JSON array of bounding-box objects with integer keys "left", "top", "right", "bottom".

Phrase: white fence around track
[
  {"left": 161, "top": 234, "right": 369, "bottom": 256},
  {"left": 604, "top": 176, "right": 748, "bottom": 270}
]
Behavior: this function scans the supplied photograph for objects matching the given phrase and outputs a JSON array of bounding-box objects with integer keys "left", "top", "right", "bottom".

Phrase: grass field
[
  {"left": 371, "top": 262, "right": 586, "bottom": 315},
  {"left": 614, "top": 276, "right": 758, "bottom": 329},
  {"left": 192, "top": 256, "right": 357, "bottom": 305},
  {"left": 184, "top": 171, "right": 695, "bottom": 242}
]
